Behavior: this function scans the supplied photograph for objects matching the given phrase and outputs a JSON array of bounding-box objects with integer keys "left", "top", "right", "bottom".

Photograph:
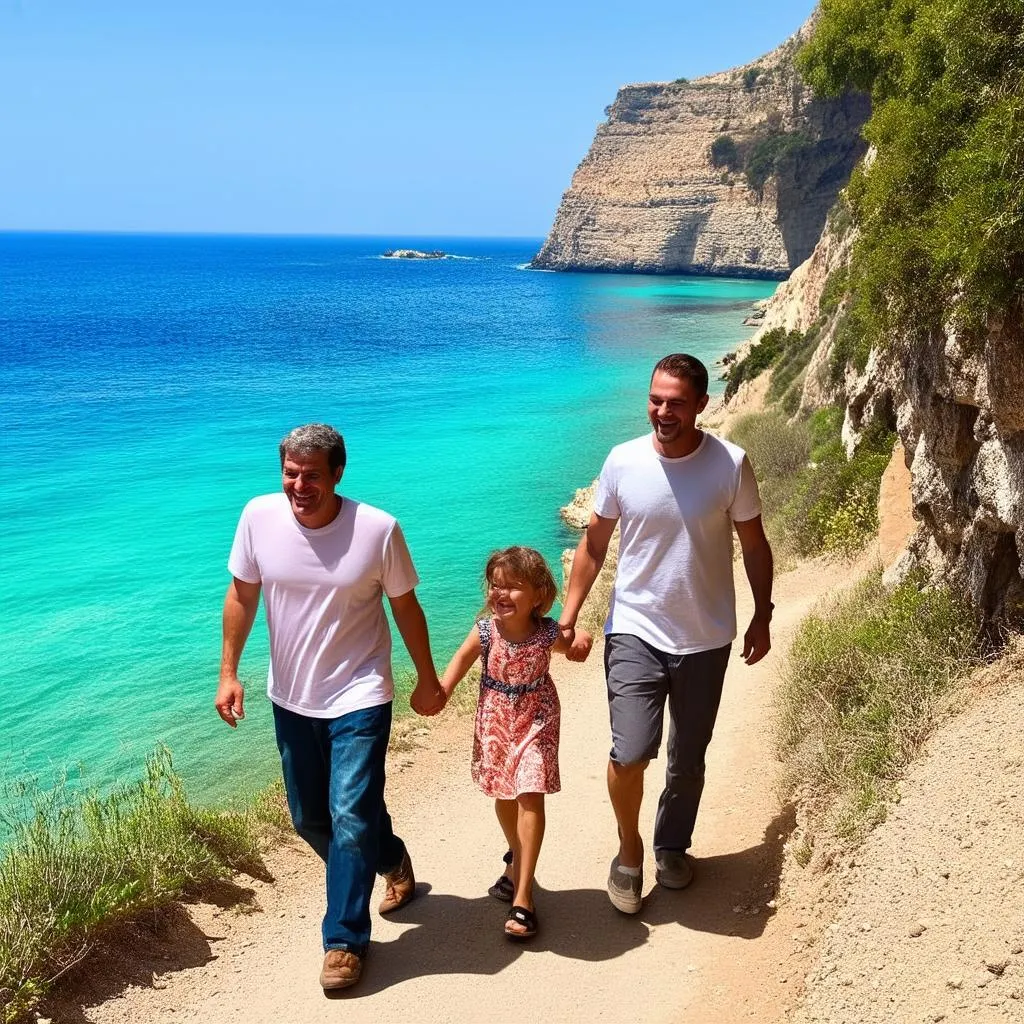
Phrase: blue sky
[{"left": 1, "top": 0, "right": 817, "bottom": 236}]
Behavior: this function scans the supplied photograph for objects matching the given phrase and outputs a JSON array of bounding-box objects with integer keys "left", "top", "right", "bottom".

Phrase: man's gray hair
[{"left": 279, "top": 423, "right": 347, "bottom": 472}]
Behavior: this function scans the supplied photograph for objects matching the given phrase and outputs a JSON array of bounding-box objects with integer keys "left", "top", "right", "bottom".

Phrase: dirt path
[{"left": 48, "top": 560, "right": 833, "bottom": 1024}]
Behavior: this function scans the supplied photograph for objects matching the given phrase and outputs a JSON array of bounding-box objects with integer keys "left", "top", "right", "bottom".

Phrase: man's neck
[
  {"left": 653, "top": 428, "right": 704, "bottom": 459},
  {"left": 294, "top": 494, "right": 343, "bottom": 530}
]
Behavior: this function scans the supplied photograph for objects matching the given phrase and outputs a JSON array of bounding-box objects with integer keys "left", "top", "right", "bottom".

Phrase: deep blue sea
[{"left": 0, "top": 233, "right": 775, "bottom": 809}]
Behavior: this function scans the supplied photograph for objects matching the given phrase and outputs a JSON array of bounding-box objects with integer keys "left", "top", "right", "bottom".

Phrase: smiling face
[
  {"left": 487, "top": 568, "right": 543, "bottom": 630},
  {"left": 647, "top": 369, "right": 709, "bottom": 457},
  {"left": 281, "top": 448, "right": 342, "bottom": 529}
]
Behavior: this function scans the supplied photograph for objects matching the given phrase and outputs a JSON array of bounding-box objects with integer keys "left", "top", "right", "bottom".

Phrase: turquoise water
[{"left": 0, "top": 233, "right": 775, "bottom": 807}]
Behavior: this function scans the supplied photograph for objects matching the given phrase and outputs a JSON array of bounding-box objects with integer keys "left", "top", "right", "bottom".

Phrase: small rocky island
[{"left": 382, "top": 248, "right": 447, "bottom": 260}]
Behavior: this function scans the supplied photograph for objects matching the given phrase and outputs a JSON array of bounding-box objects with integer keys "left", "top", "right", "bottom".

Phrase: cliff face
[
  {"left": 754, "top": 213, "right": 1024, "bottom": 629},
  {"left": 533, "top": 23, "right": 869, "bottom": 277},
  {"left": 844, "top": 320, "right": 1024, "bottom": 628}
]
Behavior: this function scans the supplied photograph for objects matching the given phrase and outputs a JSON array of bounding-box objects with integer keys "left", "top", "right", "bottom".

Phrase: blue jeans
[{"left": 272, "top": 701, "right": 406, "bottom": 956}]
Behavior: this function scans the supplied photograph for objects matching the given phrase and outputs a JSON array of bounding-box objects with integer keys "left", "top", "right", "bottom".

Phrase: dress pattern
[{"left": 471, "top": 616, "right": 561, "bottom": 799}]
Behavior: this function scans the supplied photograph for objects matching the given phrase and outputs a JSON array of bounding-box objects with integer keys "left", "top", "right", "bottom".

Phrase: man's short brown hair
[{"left": 652, "top": 353, "right": 709, "bottom": 397}]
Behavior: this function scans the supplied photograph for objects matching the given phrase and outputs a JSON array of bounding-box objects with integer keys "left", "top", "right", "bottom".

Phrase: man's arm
[
  {"left": 734, "top": 515, "right": 774, "bottom": 665},
  {"left": 215, "top": 576, "right": 262, "bottom": 727},
  {"left": 388, "top": 588, "right": 445, "bottom": 716},
  {"left": 558, "top": 512, "right": 617, "bottom": 656}
]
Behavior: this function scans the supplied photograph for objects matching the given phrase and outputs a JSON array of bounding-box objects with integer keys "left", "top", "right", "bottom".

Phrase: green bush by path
[
  {"left": 729, "top": 406, "right": 895, "bottom": 560},
  {"left": 776, "top": 409, "right": 895, "bottom": 556},
  {"left": 776, "top": 570, "right": 979, "bottom": 851},
  {"left": 0, "top": 748, "right": 287, "bottom": 1022}
]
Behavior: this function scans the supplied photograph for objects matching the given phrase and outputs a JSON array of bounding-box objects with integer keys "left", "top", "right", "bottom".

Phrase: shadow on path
[{"left": 341, "top": 802, "right": 796, "bottom": 997}]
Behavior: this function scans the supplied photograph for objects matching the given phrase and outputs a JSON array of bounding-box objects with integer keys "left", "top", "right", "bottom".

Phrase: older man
[
  {"left": 559, "top": 353, "right": 774, "bottom": 913},
  {"left": 215, "top": 423, "right": 445, "bottom": 991}
]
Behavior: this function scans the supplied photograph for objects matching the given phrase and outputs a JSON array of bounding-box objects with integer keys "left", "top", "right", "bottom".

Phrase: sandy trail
[{"left": 53, "top": 560, "right": 831, "bottom": 1024}]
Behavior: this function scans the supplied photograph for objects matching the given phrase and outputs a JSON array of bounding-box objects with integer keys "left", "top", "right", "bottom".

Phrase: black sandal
[
  {"left": 488, "top": 849, "right": 515, "bottom": 902},
  {"left": 505, "top": 904, "right": 538, "bottom": 941},
  {"left": 488, "top": 875, "right": 514, "bottom": 901}
]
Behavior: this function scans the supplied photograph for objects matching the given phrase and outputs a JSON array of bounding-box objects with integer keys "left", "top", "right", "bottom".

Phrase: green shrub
[
  {"left": 777, "top": 409, "right": 895, "bottom": 555},
  {"left": 798, "top": 0, "right": 1024, "bottom": 348},
  {"left": 829, "top": 291, "right": 875, "bottom": 382},
  {"left": 745, "top": 131, "right": 813, "bottom": 192},
  {"left": 742, "top": 66, "right": 762, "bottom": 90},
  {"left": 724, "top": 326, "right": 791, "bottom": 399},
  {"left": 818, "top": 265, "right": 849, "bottom": 320},
  {"left": 728, "top": 410, "right": 812, "bottom": 562},
  {"left": 0, "top": 749, "right": 282, "bottom": 1021},
  {"left": 730, "top": 405, "right": 895, "bottom": 560},
  {"left": 777, "top": 570, "right": 979, "bottom": 848},
  {"left": 767, "top": 325, "right": 820, "bottom": 407},
  {"left": 709, "top": 134, "right": 740, "bottom": 171}
]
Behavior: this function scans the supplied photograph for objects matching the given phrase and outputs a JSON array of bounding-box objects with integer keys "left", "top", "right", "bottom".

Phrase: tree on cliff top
[{"left": 798, "top": 0, "right": 1024, "bottom": 352}]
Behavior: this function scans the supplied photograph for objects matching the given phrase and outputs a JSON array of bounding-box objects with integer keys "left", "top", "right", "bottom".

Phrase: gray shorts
[{"left": 604, "top": 633, "right": 731, "bottom": 765}]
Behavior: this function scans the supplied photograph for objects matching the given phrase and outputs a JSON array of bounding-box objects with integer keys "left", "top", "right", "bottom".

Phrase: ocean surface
[{"left": 0, "top": 232, "right": 775, "bottom": 810}]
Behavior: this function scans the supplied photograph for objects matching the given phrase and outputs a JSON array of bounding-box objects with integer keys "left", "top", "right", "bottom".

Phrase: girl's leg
[
  {"left": 506, "top": 793, "right": 544, "bottom": 934},
  {"left": 494, "top": 799, "right": 519, "bottom": 883}
]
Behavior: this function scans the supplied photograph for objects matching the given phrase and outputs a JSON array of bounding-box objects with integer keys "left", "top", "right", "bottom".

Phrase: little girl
[{"left": 441, "top": 546, "right": 591, "bottom": 940}]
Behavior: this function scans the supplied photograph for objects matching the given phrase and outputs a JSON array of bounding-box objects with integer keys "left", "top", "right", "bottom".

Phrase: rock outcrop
[
  {"left": 532, "top": 19, "right": 869, "bottom": 278},
  {"left": 842, "top": 319, "right": 1024, "bottom": 629},
  {"left": 741, "top": 199, "right": 1024, "bottom": 630}
]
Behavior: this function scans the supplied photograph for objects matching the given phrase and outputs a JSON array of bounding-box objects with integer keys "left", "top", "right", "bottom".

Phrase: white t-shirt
[
  {"left": 593, "top": 431, "right": 762, "bottom": 655},
  {"left": 227, "top": 493, "right": 420, "bottom": 718}
]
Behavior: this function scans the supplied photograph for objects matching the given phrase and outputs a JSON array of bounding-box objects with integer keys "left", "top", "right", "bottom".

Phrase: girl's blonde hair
[{"left": 484, "top": 546, "right": 559, "bottom": 618}]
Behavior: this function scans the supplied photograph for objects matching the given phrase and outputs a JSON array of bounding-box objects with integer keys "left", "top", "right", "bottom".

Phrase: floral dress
[{"left": 471, "top": 616, "right": 562, "bottom": 799}]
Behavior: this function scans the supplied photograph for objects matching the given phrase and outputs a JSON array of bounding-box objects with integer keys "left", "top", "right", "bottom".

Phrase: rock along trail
[{"left": 51, "top": 561, "right": 832, "bottom": 1024}]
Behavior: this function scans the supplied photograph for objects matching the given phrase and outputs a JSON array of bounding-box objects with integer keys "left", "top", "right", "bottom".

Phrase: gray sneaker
[
  {"left": 607, "top": 855, "right": 643, "bottom": 914},
  {"left": 655, "top": 850, "right": 694, "bottom": 890}
]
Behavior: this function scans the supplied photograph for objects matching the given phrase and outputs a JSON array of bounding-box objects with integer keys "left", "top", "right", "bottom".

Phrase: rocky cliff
[
  {"left": 746, "top": 206, "right": 1024, "bottom": 630},
  {"left": 532, "top": 20, "right": 869, "bottom": 277}
]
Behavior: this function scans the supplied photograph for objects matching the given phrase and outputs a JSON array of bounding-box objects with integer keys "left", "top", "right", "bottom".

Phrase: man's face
[
  {"left": 281, "top": 449, "right": 342, "bottom": 528},
  {"left": 647, "top": 370, "right": 708, "bottom": 449}
]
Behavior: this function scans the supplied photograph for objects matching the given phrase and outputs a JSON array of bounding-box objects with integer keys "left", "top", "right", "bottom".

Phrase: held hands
[
  {"left": 557, "top": 620, "right": 594, "bottom": 662},
  {"left": 215, "top": 675, "right": 246, "bottom": 728},
  {"left": 742, "top": 611, "right": 772, "bottom": 665},
  {"left": 410, "top": 676, "right": 447, "bottom": 717}
]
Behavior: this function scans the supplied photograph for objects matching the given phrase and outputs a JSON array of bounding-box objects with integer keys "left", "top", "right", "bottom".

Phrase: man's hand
[
  {"left": 566, "top": 628, "right": 594, "bottom": 662},
  {"left": 557, "top": 620, "right": 576, "bottom": 649},
  {"left": 741, "top": 613, "right": 772, "bottom": 665},
  {"left": 410, "top": 679, "right": 446, "bottom": 717},
  {"left": 215, "top": 675, "right": 246, "bottom": 727}
]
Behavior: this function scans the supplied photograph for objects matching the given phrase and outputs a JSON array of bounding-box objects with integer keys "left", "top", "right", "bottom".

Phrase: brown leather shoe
[
  {"left": 378, "top": 849, "right": 416, "bottom": 914},
  {"left": 319, "top": 949, "right": 363, "bottom": 991}
]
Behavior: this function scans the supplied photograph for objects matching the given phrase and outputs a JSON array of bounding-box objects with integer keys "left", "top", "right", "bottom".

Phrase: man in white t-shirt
[
  {"left": 559, "top": 354, "right": 774, "bottom": 914},
  {"left": 215, "top": 423, "right": 445, "bottom": 991}
]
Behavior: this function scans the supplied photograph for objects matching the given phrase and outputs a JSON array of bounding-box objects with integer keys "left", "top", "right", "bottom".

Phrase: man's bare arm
[
  {"left": 215, "top": 577, "right": 261, "bottom": 727},
  {"left": 388, "top": 589, "right": 444, "bottom": 716},
  {"left": 558, "top": 513, "right": 617, "bottom": 651},
  {"left": 734, "top": 515, "right": 774, "bottom": 665}
]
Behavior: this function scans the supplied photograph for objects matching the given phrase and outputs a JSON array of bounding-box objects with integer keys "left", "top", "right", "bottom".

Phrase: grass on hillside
[
  {"left": 776, "top": 570, "right": 979, "bottom": 859},
  {"left": 0, "top": 748, "right": 289, "bottom": 1023},
  {"left": 728, "top": 406, "right": 895, "bottom": 562}
]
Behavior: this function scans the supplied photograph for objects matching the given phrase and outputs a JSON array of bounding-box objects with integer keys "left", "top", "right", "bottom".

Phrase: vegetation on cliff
[{"left": 799, "top": 0, "right": 1024, "bottom": 362}]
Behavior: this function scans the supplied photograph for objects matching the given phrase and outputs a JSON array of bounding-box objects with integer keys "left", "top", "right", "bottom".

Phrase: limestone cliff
[
  {"left": 744, "top": 205, "right": 1024, "bottom": 629},
  {"left": 532, "top": 20, "right": 869, "bottom": 277}
]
